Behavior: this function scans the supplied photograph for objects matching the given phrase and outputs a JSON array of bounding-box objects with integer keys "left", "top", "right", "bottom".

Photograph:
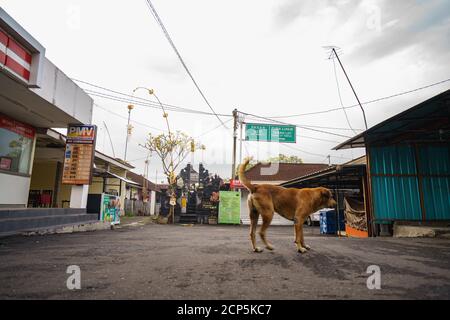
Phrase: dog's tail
[{"left": 238, "top": 158, "right": 256, "bottom": 193}]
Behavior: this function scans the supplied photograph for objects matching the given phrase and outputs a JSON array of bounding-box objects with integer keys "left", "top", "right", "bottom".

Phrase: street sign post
[{"left": 245, "top": 123, "right": 296, "bottom": 143}]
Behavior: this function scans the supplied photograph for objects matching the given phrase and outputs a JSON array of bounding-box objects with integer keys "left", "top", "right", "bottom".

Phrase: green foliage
[
  {"left": 244, "top": 154, "right": 303, "bottom": 171},
  {"left": 266, "top": 154, "right": 303, "bottom": 164}
]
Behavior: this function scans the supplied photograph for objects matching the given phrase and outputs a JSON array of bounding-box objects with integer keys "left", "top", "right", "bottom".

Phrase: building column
[
  {"left": 70, "top": 185, "right": 89, "bottom": 208},
  {"left": 150, "top": 191, "right": 156, "bottom": 215}
]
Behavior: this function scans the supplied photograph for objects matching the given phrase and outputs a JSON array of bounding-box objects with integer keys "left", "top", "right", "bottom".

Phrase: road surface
[{"left": 1, "top": 223, "right": 450, "bottom": 299}]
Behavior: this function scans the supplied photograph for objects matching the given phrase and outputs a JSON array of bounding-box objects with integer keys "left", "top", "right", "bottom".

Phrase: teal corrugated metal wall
[
  {"left": 371, "top": 176, "right": 421, "bottom": 220},
  {"left": 370, "top": 144, "right": 450, "bottom": 221},
  {"left": 370, "top": 145, "right": 417, "bottom": 175},
  {"left": 370, "top": 145, "right": 422, "bottom": 220},
  {"left": 418, "top": 145, "right": 450, "bottom": 220}
]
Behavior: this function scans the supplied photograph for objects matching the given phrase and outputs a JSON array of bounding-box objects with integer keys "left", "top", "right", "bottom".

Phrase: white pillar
[
  {"left": 70, "top": 185, "right": 89, "bottom": 208},
  {"left": 150, "top": 190, "right": 156, "bottom": 215}
]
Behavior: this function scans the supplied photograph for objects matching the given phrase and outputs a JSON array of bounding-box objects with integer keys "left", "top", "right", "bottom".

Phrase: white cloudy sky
[{"left": 2, "top": 0, "right": 449, "bottom": 181}]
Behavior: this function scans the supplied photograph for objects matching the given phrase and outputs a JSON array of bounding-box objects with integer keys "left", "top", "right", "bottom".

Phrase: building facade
[{"left": 0, "top": 8, "right": 93, "bottom": 209}]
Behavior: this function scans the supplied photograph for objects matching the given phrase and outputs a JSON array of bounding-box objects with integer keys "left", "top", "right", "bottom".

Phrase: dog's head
[{"left": 318, "top": 187, "right": 337, "bottom": 209}]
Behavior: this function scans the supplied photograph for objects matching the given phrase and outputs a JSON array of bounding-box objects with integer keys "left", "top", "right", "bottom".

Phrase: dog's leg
[
  {"left": 259, "top": 211, "right": 274, "bottom": 251},
  {"left": 294, "top": 216, "right": 308, "bottom": 253},
  {"left": 249, "top": 210, "right": 262, "bottom": 253},
  {"left": 301, "top": 226, "right": 311, "bottom": 250}
]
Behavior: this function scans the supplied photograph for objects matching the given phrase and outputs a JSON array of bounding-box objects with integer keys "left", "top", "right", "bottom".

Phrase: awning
[{"left": 93, "top": 169, "right": 141, "bottom": 187}]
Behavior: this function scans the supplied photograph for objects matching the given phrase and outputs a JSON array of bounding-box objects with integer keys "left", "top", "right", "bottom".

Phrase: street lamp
[
  {"left": 123, "top": 103, "right": 134, "bottom": 161},
  {"left": 133, "top": 87, "right": 176, "bottom": 223}
]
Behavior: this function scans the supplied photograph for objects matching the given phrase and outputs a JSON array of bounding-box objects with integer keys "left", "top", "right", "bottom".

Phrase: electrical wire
[
  {"left": 240, "top": 111, "right": 352, "bottom": 139},
  {"left": 73, "top": 78, "right": 231, "bottom": 116},
  {"left": 86, "top": 89, "right": 231, "bottom": 117},
  {"left": 281, "top": 143, "right": 351, "bottom": 161},
  {"left": 194, "top": 118, "right": 233, "bottom": 139},
  {"left": 94, "top": 103, "right": 166, "bottom": 132},
  {"left": 144, "top": 0, "right": 228, "bottom": 128},
  {"left": 266, "top": 78, "right": 450, "bottom": 118}
]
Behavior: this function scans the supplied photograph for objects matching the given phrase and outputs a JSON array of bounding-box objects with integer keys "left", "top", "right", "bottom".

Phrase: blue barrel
[{"left": 319, "top": 209, "right": 345, "bottom": 234}]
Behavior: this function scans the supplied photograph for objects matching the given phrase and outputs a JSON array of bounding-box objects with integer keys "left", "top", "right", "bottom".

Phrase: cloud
[
  {"left": 348, "top": 0, "right": 450, "bottom": 64},
  {"left": 147, "top": 58, "right": 186, "bottom": 81},
  {"left": 272, "top": 0, "right": 360, "bottom": 29}
]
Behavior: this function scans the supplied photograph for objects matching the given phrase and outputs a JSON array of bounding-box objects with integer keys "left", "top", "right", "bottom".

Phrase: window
[{"left": 0, "top": 114, "right": 35, "bottom": 175}]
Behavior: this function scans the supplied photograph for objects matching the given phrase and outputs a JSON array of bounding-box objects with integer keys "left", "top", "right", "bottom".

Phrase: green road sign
[
  {"left": 245, "top": 123, "right": 296, "bottom": 143},
  {"left": 218, "top": 191, "right": 241, "bottom": 224}
]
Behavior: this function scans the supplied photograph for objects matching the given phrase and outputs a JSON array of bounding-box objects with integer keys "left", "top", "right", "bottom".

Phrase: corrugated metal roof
[{"left": 334, "top": 89, "right": 450, "bottom": 150}]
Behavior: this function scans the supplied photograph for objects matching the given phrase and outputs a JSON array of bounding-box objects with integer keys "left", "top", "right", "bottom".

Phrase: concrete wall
[{"left": 31, "top": 59, "right": 93, "bottom": 125}]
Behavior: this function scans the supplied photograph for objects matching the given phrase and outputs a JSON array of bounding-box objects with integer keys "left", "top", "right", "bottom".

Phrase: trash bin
[{"left": 319, "top": 209, "right": 345, "bottom": 234}]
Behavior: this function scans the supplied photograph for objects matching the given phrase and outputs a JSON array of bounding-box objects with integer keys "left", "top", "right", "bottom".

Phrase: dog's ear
[{"left": 321, "top": 188, "right": 331, "bottom": 199}]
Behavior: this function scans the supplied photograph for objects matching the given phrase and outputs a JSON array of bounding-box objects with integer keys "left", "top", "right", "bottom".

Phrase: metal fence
[{"left": 124, "top": 199, "right": 153, "bottom": 216}]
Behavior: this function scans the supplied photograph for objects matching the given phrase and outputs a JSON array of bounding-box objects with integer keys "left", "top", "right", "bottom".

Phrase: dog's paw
[
  {"left": 297, "top": 247, "right": 308, "bottom": 254},
  {"left": 253, "top": 247, "right": 263, "bottom": 253},
  {"left": 304, "top": 244, "right": 311, "bottom": 250}
]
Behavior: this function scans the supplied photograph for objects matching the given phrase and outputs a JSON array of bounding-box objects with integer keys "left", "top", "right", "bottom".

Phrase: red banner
[
  {"left": 0, "top": 113, "right": 35, "bottom": 139},
  {"left": 230, "top": 179, "right": 245, "bottom": 189}
]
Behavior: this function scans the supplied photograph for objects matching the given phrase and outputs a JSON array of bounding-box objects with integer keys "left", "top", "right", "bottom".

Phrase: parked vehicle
[{"left": 305, "top": 210, "right": 321, "bottom": 226}]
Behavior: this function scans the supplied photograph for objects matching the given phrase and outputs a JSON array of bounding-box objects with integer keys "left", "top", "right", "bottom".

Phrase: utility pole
[
  {"left": 239, "top": 116, "right": 244, "bottom": 166},
  {"left": 231, "top": 108, "right": 238, "bottom": 181},
  {"left": 332, "top": 48, "right": 368, "bottom": 130}
]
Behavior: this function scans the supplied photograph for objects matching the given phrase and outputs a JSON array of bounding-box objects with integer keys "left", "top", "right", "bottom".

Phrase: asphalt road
[{"left": 1, "top": 223, "right": 450, "bottom": 299}]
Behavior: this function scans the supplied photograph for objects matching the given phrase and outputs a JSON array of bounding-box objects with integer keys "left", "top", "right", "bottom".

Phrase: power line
[
  {"left": 194, "top": 118, "right": 233, "bottom": 139},
  {"left": 240, "top": 111, "right": 352, "bottom": 139},
  {"left": 144, "top": 0, "right": 228, "bottom": 128},
  {"left": 243, "top": 116, "right": 363, "bottom": 131},
  {"left": 86, "top": 88, "right": 231, "bottom": 117},
  {"left": 73, "top": 78, "right": 230, "bottom": 116},
  {"left": 267, "top": 78, "right": 450, "bottom": 119},
  {"left": 94, "top": 103, "right": 166, "bottom": 132},
  {"left": 92, "top": 90, "right": 348, "bottom": 143},
  {"left": 281, "top": 143, "right": 351, "bottom": 161}
]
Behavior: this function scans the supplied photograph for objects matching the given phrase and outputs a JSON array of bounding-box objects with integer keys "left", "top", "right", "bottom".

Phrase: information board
[
  {"left": 62, "top": 124, "right": 97, "bottom": 185},
  {"left": 218, "top": 191, "right": 241, "bottom": 224}
]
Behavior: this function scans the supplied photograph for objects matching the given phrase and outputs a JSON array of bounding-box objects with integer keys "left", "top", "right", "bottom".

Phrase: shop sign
[
  {"left": 0, "top": 113, "right": 35, "bottom": 139},
  {"left": 62, "top": 124, "right": 97, "bottom": 185},
  {"left": 218, "top": 191, "right": 241, "bottom": 224},
  {"left": 230, "top": 179, "right": 245, "bottom": 189},
  {"left": 100, "top": 193, "right": 120, "bottom": 225}
]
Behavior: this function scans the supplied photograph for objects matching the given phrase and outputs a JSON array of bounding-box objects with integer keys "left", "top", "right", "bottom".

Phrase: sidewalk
[{"left": 116, "top": 216, "right": 154, "bottom": 229}]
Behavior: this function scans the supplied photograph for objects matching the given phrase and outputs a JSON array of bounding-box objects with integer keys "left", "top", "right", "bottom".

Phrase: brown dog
[{"left": 238, "top": 158, "right": 337, "bottom": 253}]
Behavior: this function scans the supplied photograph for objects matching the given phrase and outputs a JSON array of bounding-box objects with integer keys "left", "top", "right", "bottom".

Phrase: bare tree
[{"left": 144, "top": 131, "right": 204, "bottom": 223}]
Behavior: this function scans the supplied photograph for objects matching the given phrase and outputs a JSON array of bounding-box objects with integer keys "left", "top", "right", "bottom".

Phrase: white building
[{"left": 0, "top": 8, "right": 93, "bottom": 209}]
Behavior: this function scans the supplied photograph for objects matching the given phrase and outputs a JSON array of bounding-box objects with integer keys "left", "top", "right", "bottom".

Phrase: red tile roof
[
  {"left": 126, "top": 171, "right": 161, "bottom": 192},
  {"left": 244, "top": 162, "right": 329, "bottom": 182}
]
